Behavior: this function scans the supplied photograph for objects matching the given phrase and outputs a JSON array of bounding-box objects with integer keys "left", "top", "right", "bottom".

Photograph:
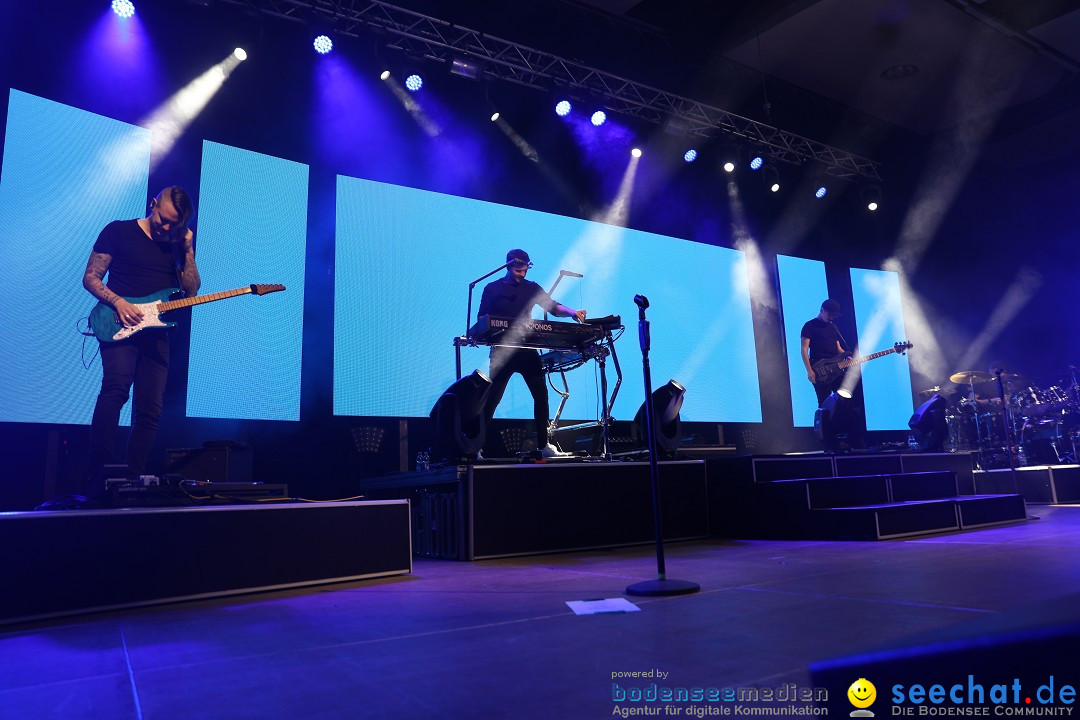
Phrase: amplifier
[{"left": 165, "top": 444, "right": 253, "bottom": 484}]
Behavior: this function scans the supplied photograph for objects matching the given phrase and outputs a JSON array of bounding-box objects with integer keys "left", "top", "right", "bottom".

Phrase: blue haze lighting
[
  {"left": 591, "top": 110, "right": 607, "bottom": 127},
  {"left": 313, "top": 35, "right": 333, "bottom": 55},
  {"left": 683, "top": 149, "right": 698, "bottom": 163},
  {"left": 749, "top": 156, "right": 764, "bottom": 170},
  {"left": 555, "top": 100, "right": 572, "bottom": 116},
  {"left": 815, "top": 186, "right": 828, "bottom": 199},
  {"left": 405, "top": 74, "right": 423, "bottom": 92},
  {"left": 111, "top": 0, "right": 135, "bottom": 18}
]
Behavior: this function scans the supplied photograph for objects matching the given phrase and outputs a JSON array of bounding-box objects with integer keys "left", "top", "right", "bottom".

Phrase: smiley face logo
[{"left": 847, "top": 678, "right": 877, "bottom": 710}]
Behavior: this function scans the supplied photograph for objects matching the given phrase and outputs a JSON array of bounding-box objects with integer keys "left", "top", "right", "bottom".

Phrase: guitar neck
[
  {"left": 157, "top": 286, "right": 252, "bottom": 312},
  {"left": 838, "top": 348, "right": 896, "bottom": 369}
]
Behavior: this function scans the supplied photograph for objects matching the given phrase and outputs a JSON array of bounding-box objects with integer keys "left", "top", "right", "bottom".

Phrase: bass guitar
[
  {"left": 89, "top": 284, "right": 285, "bottom": 342},
  {"left": 812, "top": 341, "right": 913, "bottom": 386}
]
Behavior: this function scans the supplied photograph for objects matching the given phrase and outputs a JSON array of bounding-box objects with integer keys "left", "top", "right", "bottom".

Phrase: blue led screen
[
  {"left": 0, "top": 90, "right": 150, "bottom": 425},
  {"left": 186, "top": 141, "right": 308, "bottom": 421},
  {"left": 776, "top": 255, "right": 830, "bottom": 427},
  {"left": 849, "top": 267, "right": 915, "bottom": 431},
  {"left": 333, "top": 176, "right": 762, "bottom": 422}
]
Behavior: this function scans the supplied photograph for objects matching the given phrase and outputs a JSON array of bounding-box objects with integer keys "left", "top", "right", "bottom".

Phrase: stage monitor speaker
[{"left": 165, "top": 443, "right": 253, "bottom": 484}]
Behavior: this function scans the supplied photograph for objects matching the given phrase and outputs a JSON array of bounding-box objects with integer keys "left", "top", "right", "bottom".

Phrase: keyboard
[{"left": 468, "top": 315, "right": 605, "bottom": 350}]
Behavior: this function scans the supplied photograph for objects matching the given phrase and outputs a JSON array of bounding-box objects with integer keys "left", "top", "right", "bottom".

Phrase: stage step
[
  {"left": 706, "top": 459, "right": 1027, "bottom": 540},
  {"left": 975, "top": 464, "right": 1080, "bottom": 504}
]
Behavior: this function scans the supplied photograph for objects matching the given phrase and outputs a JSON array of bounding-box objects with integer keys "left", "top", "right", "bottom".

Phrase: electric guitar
[
  {"left": 89, "top": 284, "right": 286, "bottom": 342},
  {"left": 811, "top": 341, "right": 913, "bottom": 386}
]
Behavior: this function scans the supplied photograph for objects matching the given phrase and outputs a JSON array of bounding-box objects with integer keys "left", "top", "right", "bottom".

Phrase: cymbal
[{"left": 950, "top": 371, "right": 993, "bottom": 385}]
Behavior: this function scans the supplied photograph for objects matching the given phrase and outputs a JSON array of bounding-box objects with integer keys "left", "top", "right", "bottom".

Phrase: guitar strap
[{"left": 832, "top": 322, "right": 850, "bottom": 353}]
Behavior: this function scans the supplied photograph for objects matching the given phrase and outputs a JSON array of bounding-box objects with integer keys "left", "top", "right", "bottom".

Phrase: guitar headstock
[
  {"left": 251, "top": 284, "right": 286, "bottom": 295},
  {"left": 894, "top": 341, "right": 913, "bottom": 355}
]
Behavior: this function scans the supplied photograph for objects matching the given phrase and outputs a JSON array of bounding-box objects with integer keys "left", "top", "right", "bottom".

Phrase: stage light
[
  {"left": 429, "top": 370, "right": 492, "bottom": 461},
  {"left": 863, "top": 185, "right": 881, "bottom": 211},
  {"left": 591, "top": 110, "right": 607, "bottom": 127},
  {"left": 490, "top": 111, "right": 500, "bottom": 122},
  {"left": 684, "top": 149, "right": 698, "bottom": 163},
  {"left": 723, "top": 161, "right": 736, "bottom": 173},
  {"left": 233, "top": 48, "right": 247, "bottom": 61},
  {"left": 405, "top": 74, "right": 423, "bottom": 92},
  {"left": 749, "top": 155, "right": 764, "bottom": 170},
  {"left": 633, "top": 380, "right": 686, "bottom": 459},
  {"left": 555, "top": 100, "right": 572, "bottom": 117},
  {"left": 909, "top": 393, "right": 947, "bottom": 452},
  {"left": 631, "top": 147, "right": 642, "bottom": 158},
  {"left": 814, "top": 389, "right": 854, "bottom": 453},
  {"left": 815, "top": 186, "right": 828, "bottom": 199},
  {"left": 380, "top": 70, "right": 391, "bottom": 81},
  {"left": 313, "top": 35, "right": 333, "bottom": 55},
  {"left": 111, "top": 0, "right": 135, "bottom": 18},
  {"left": 763, "top": 166, "right": 780, "bottom": 192}
]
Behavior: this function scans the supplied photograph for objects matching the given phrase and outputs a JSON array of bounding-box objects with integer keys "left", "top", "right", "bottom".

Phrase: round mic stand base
[{"left": 626, "top": 577, "right": 701, "bottom": 597}]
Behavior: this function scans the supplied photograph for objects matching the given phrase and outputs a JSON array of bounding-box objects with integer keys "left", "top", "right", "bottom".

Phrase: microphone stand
[
  {"left": 994, "top": 369, "right": 1019, "bottom": 494},
  {"left": 456, "top": 261, "right": 513, "bottom": 379},
  {"left": 626, "top": 295, "right": 699, "bottom": 598}
]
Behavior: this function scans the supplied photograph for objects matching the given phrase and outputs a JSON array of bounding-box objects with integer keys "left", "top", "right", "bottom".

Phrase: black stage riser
[
  {"left": 363, "top": 461, "right": 709, "bottom": 560},
  {"left": 1, "top": 501, "right": 412, "bottom": 625},
  {"left": 706, "top": 454, "right": 1026, "bottom": 541},
  {"left": 975, "top": 464, "right": 1080, "bottom": 504}
]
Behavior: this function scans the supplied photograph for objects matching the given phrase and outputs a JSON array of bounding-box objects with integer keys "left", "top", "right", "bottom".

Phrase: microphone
[
  {"left": 634, "top": 294, "right": 650, "bottom": 310},
  {"left": 559, "top": 270, "right": 584, "bottom": 278}
]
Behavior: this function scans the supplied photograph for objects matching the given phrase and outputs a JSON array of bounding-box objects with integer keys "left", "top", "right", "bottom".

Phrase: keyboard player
[{"left": 478, "top": 249, "right": 586, "bottom": 457}]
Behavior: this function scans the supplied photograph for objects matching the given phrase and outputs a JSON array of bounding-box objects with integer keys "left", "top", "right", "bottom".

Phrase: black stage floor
[{"left": 2, "top": 504, "right": 1079, "bottom": 719}]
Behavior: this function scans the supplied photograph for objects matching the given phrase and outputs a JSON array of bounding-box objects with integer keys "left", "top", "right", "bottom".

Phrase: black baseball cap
[
  {"left": 506, "top": 249, "right": 531, "bottom": 265},
  {"left": 821, "top": 299, "right": 842, "bottom": 315}
]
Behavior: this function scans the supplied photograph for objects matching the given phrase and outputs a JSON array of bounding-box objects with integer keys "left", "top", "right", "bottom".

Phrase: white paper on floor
[{"left": 566, "top": 598, "right": 641, "bottom": 615}]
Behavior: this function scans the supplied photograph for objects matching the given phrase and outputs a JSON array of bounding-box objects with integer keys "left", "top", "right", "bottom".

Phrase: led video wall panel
[
  {"left": 333, "top": 176, "right": 762, "bottom": 423},
  {"left": 185, "top": 141, "right": 308, "bottom": 421},
  {"left": 0, "top": 89, "right": 150, "bottom": 425},
  {"left": 850, "top": 267, "right": 914, "bottom": 431},
  {"left": 776, "top": 254, "right": 830, "bottom": 427}
]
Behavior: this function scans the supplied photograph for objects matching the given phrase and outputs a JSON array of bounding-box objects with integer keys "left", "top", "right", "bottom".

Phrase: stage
[{"left": 2, "top": 504, "right": 1078, "bottom": 719}]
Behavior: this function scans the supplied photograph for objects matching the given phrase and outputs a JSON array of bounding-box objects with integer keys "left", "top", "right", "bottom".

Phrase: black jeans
[
  {"left": 89, "top": 330, "right": 170, "bottom": 478},
  {"left": 484, "top": 347, "right": 550, "bottom": 447},
  {"left": 814, "top": 375, "right": 843, "bottom": 407}
]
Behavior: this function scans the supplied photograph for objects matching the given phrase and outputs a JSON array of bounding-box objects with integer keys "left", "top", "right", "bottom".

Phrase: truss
[{"left": 212, "top": 0, "right": 882, "bottom": 182}]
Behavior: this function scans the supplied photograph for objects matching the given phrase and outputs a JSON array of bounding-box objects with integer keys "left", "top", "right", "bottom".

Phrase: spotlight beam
[
  {"left": 381, "top": 74, "right": 440, "bottom": 137},
  {"left": 142, "top": 51, "right": 245, "bottom": 171}
]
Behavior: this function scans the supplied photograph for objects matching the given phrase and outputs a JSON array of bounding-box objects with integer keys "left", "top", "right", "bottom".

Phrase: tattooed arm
[
  {"left": 176, "top": 229, "right": 201, "bottom": 297},
  {"left": 83, "top": 251, "right": 143, "bottom": 326}
]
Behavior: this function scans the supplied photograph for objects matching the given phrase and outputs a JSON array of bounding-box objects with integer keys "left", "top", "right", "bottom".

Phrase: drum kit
[{"left": 925, "top": 366, "right": 1080, "bottom": 468}]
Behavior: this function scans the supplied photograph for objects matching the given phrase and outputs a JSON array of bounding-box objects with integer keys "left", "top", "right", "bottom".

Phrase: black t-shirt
[
  {"left": 92, "top": 219, "right": 179, "bottom": 298},
  {"left": 801, "top": 318, "right": 847, "bottom": 364},
  {"left": 478, "top": 278, "right": 558, "bottom": 322}
]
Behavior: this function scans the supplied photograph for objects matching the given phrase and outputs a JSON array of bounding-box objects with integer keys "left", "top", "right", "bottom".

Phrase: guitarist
[
  {"left": 801, "top": 298, "right": 850, "bottom": 407},
  {"left": 82, "top": 187, "right": 201, "bottom": 485}
]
